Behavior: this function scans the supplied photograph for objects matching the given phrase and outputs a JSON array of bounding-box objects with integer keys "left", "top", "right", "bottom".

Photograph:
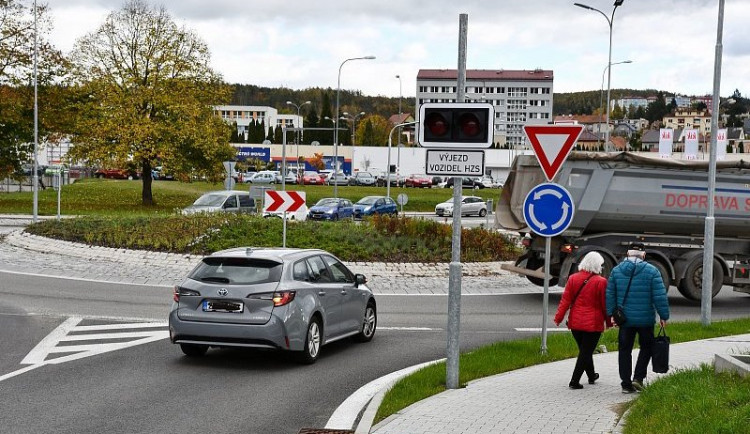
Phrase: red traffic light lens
[
  {"left": 425, "top": 112, "right": 448, "bottom": 137},
  {"left": 458, "top": 113, "right": 481, "bottom": 137}
]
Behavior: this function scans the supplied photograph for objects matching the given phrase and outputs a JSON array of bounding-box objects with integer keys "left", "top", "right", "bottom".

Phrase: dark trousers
[
  {"left": 570, "top": 330, "right": 602, "bottom": 384},
  {"left": 618, "top": 326, "right": 655, "bottom": 387}
]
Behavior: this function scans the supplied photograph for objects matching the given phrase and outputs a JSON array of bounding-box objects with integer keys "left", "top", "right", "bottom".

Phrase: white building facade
[
  {"left": 415, "top": 69, "right": 554, "bottom": 148},
  {"left": 215, "top": 105, "right": 302, "bottom": 139}
]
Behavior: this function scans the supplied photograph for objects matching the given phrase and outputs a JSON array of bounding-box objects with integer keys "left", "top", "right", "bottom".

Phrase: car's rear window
[{"left": 189, "top": 257, "right": 282, "bottom": 285}]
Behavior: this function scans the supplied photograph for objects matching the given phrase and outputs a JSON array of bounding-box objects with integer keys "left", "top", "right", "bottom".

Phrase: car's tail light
[
  {"left": 173, "top": 286, "right": 200, "bottom": 302},
  {"left": 272, "top": 291, "right": 296, "bottom": 307},
  {"left": 560, "top": 244, "right": 577, "bottom": 254}
]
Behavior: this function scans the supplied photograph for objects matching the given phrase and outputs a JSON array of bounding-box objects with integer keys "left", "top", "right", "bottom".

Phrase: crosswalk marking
[{"left": 21, "top": 316, "right": 168, "bottom": 366}]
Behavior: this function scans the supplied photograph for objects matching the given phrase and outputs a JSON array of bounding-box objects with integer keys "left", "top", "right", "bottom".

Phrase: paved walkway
[{"left": 369, "top": 334, "right": 750, "bottom": 434}]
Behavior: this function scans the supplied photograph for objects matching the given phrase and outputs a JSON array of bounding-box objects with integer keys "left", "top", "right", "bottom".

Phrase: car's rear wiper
[{"left": 199, "top": 276, "right": 231, "bottom": 283}]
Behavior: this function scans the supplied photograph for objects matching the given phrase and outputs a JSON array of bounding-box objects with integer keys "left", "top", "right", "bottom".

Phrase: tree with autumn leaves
[{"left": 66, "top": 0, "right": 234, "bottom": 205}]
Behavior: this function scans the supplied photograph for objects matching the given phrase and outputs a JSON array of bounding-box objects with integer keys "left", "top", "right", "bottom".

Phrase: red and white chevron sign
[{"left": 264, "top": 191, "right": 306, "bottom": 213}]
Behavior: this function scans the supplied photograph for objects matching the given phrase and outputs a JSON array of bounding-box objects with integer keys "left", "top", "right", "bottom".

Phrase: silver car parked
[{"left": 169, "top": 247, "right": 377, "bottom": 363}]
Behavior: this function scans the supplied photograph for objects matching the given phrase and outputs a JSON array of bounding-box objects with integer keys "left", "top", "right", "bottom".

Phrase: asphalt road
[{"left": 1, "top": 272, "right": 749, "bottom": 434}]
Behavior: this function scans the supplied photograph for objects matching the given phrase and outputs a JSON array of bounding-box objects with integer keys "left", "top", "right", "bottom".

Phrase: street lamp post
[
  {"left": 341, "top": 111, "right": 366, "bottom": 145},
  {"left": 575, "top": 0, "right": 625, "bottom": 151},
  {"left": 386, "top": 121, "right": 417, "bottom": 199},
  {"left": 598, "top": 60, "right": 632, "bottom": 149},
  {"left": 335, "top": 55, "right": 375, "bottom": 198},
  {"left": 395, "top": 74, "right": 403, "bottom": 172},
  {"left": 286, "top": 100, "right": 311, "bottom": 174}
]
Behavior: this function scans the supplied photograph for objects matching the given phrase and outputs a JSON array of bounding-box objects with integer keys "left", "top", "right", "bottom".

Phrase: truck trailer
[{"left": 496, "top": 152, "right": 750, "bottom": 301}]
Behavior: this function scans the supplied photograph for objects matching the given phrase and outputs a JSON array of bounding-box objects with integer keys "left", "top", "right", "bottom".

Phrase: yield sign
[
  {"left": 264, "top": 190, "right": 306, "bottom": 213},
  {"left": 523, "top": 125, "right": 584, "bottom": 181}
]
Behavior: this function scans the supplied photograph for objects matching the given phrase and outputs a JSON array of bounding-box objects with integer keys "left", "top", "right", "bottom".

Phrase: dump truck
[{"left": 496, "top": 152, "right": 750, "bottom": 301}]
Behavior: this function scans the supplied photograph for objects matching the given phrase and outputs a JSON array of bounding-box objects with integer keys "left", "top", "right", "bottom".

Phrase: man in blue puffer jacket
[{"left": 606, "top": 242, "right": 670, "bottom": 394}]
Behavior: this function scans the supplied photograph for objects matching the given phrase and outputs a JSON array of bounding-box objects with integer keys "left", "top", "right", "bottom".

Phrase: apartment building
[
  {"left": 416, "top": 69, "right": 554, "bottom": 148},
  {"left": 663, "top": 108, "right": 711, "bottom": 135},
  {"left": 214, "top": 105, "right": 302, "bottom": 140}
]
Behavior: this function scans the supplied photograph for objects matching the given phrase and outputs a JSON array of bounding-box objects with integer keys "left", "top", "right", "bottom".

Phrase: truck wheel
[
  {"left": 678, "top": 258, "right": 723, "bottom": 301},
  {"left": 517, "top": 254, "right": 558, "bottom": 287},
  {"left": 646, "top": 259, "right": 671, "bottom": 291}
]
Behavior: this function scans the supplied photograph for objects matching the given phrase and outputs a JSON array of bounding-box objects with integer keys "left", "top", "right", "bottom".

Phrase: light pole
[
  {"left": 32, "top": 0, "right": 39, "bottom": 222},
  {"left": 575, "top": 0, "right": 625, "bottom": 151},
  {"left": 598, "top": 60, "right": 632, "bottom": 149},
  {"left": 286, "top": 100, "right": 311, "bottom": 174},
  {"left": 386, "top": 121, "right": 417, "bottom": 199},
  {"left": 335, "top": 56, "right": 375, "bottom": 198},
  {"left": 341, "top": 111, "right": 366, "bottom": 145},
  {"left": 395, "top": 74, "right": 403, "bottom": 172}
]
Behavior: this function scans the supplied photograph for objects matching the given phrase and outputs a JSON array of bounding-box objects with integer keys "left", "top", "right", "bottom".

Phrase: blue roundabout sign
[{"left": 522, "top": 183, "right": 575, "bottom": 237}]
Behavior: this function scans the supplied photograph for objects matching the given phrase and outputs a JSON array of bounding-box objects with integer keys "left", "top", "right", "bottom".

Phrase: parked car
[
  {"left": 434, "top": 195, "right": 487, "bottom": 217},
  {"left": 168, "top": 247, "right": 377, "bottom": 363},
  {"left": 263, "top": 209, "right": 308, "bottom": 221},
  {"left": 302, "top": 171, "right": 324, "bottom": 185},
  {"left": 308, "top": 198, "right": 354, "bottom": 221},
  {"left": 376, "top": 173, "right": 402, "bottom": 187},
  {"left": 152, "top": 166, "right": 174, "bottom": 180},
  {"left": 353, "top": 196, "right": 397, "bottom": 219},
  {"left": 443, "top": 176, "right": 484, "bottom": 189},
  {"left": 348, "top": 172, "right": 377, "bottom": 186},
  {"left": 181, "top": 190, "right": 256, "bottom": 215},
  {"left": 95, "top": 168, "right": 140, "bottom": 180},
  {"left": 248, "top": 171, "right": 277, "bottom": 184},
  {"left": 405, "top": 174, "right": 433, "bottom": 188},
  {"left": 479, "top": 175, "right": 500, "bottom": 189},
  {"left": 242, "top": 171, "right": 258, "bottom": 183},
  {"left": 326, "top": 172, "right": 349, "bottom": 186}
]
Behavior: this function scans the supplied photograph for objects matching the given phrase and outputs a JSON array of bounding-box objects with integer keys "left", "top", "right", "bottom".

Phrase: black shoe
[
  {"left": 588, "top": 373, "right": 600, "bottom": 385},
  {"left": 632, "top": 379, "right": 644, "bottom": 391},
  {"left": 569, "top": 382, "right": 584, "bottom": 390},
  {"left": 622, "top": 385, "right": 637, "bottom": 394}
]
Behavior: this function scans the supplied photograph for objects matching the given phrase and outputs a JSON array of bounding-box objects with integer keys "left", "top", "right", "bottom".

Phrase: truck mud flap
[{"left": 501, "top": 263, "right": 546, "bottom": 279}]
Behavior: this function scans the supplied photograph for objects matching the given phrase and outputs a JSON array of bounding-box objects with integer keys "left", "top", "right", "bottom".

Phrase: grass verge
[
  {"left": 25, "top": 213, "right": 519, "bottom": 262},
  {"left": 624, "top": 364, "right": 750, "bottom": 434},
  {"left": 0, "top": 178, "right": 501, "bottom": 215},
  {"left": 375, "top": 318, "right": 750, "bottom": 424}
]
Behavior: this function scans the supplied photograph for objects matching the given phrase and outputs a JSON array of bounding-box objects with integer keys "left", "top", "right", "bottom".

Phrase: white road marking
[
  {"left": 515, "top": 327, "right": 569, "bottom": 332},
  {"left": 379, "top": 327, "right": 441, "bottom": 331},
  {"left": 20, "top": 317, "right": 168, "bottom": 366}
]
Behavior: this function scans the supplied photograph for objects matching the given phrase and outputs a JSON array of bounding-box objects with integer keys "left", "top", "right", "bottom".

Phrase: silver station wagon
[{"left": 169, "top": 247, "right": 377, "bottom": 363}]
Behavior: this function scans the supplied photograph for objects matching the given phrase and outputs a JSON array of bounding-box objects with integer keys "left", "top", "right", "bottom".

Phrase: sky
[{"left": 43, "top": 0, "right": 750, "bottom": 99}]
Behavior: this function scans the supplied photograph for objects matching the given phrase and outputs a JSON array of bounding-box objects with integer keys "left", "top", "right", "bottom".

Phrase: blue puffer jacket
[{"left": 606, "top": 259, "right": 670, "bottom": 327}]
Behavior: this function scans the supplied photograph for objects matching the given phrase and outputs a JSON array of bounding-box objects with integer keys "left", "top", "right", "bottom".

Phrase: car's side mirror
[{"left": 354, "top": 274, "right": 367, "bottom": 286}]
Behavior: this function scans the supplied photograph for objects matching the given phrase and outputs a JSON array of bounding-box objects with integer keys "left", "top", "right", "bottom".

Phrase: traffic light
[{"left": 418, "top": 103, "right": 494, "bottom": 148}]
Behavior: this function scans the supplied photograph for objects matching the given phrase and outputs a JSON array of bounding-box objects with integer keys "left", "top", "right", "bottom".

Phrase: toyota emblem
[{"left": 217, "top": 288, "right": 228, "bottom": 297}]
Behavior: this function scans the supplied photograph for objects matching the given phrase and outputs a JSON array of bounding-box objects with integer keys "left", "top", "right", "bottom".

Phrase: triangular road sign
[{"left": 523, "top": 125, "right": 584, "bottom": 181}]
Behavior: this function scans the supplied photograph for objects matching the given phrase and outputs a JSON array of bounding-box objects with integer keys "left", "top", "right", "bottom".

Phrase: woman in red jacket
[{"left": 554, "top": 251, "right": 611, "bottom": 389}]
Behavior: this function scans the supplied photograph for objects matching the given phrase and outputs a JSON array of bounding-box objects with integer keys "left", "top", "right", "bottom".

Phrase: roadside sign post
[
  {"left": 264, "top": 190, "right": 306, "bottom": 247},
  {"left": 396, "top": 193, "right": 408, "bottom": 216},
  {"left": 522, "top": 125, "right": 582, "bottom": 354},
  {"left": 223, "top": 161, "right": 236, "bottom": 191}
]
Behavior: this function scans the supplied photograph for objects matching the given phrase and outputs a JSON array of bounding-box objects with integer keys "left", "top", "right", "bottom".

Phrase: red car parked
[
  {"left": 302, "top": 171, "right": 324, "bottom": 185},
  {"left": 405, "top": 174, "right": 433, "bottom": 188},
  {"left": 95, "top": 168, "right": 140, "bottom": 180}
]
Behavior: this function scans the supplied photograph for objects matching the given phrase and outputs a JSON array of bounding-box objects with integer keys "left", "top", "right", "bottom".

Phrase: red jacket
[{"left": 554, "top": 271, "right": 611, "bottom": 332}]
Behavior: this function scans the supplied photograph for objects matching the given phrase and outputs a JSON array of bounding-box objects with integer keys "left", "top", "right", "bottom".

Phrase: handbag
[
  {"left": 612, "top": 265, "right": 637, "bottom": 326},
  {"left": 652, "top": 325, "right": 670, "bottom": 373}
]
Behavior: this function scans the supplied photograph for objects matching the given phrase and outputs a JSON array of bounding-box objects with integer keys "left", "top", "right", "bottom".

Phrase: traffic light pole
[{"left": 446, "top": 13, "right": 468, "bottom": 391}]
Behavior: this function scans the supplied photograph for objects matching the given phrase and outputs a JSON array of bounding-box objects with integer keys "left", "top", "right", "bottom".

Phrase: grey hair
[{"left": 578, "top": 251, "right": 604, "bottom": 274}]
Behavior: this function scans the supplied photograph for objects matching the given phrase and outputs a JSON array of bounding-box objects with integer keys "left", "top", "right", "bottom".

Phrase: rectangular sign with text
[{"left": 425, "top": 149, "right": 485, "bottom": 176}]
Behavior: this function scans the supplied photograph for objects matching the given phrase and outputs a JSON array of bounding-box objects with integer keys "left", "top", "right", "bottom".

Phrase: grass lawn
[
  {"left": 624, "top": 365, "right": 750, "bottom": 434},
  {"left": 0, "top": 178, "right": 501, "bottom": 215},
  {"left": 375, "top": 318, "right": 750, "bottom": 424}
]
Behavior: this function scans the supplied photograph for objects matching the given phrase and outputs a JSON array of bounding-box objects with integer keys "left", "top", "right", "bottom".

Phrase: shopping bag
[{"left": 652, "top": 325, "right": 670, "bottom": 373}]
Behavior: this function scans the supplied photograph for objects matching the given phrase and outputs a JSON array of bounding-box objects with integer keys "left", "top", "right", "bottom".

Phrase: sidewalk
[{"left": 367, "top": 334, "right": 750, "bottom": 433}]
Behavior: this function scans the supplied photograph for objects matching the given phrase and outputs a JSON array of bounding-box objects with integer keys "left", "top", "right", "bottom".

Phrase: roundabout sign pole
[{"left": 522, "top": 124, "right": 583, "bottom": 354}]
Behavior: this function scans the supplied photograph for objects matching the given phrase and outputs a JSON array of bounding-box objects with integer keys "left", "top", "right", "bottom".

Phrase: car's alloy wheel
[
  {"left": 298, "top": 317, "right": 321, "bottom": 364},
  {"left": 479, "top": 208, "right": 487, "bottom": 217},
  {"left": 355, "top": 302, "right": 377, "bottom": 342}
]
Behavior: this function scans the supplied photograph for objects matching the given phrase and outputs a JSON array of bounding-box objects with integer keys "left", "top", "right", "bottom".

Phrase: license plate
[{"left": 203, "top": 300, "right": 244, "bottom": 313}]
